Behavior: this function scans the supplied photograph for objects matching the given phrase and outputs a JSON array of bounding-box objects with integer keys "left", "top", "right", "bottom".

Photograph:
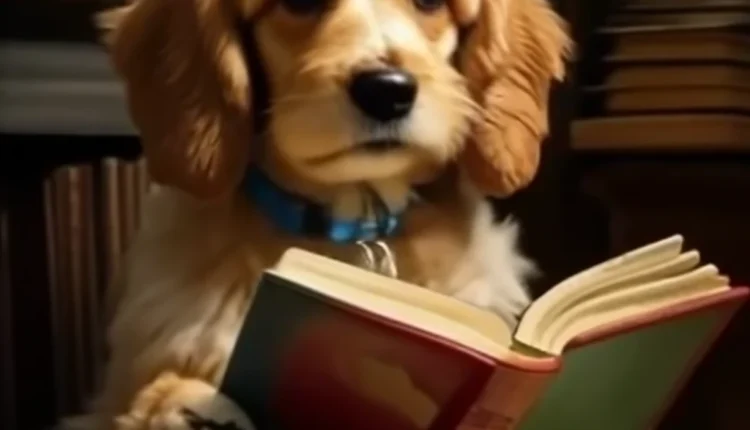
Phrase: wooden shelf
[
  {"left": 0, "top": 41, "right": 135, "bottom": 137},
  {"left": 572, "top": 114, "right": 750, "bottom": 153}
]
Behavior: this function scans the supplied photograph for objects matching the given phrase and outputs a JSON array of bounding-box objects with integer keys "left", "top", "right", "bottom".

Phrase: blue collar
[{"left": 242, "top": 168, "right": 410, "bottom": 243}]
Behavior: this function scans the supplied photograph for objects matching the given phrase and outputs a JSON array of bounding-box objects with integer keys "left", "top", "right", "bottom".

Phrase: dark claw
[{"left": 181, "top": 408, "right": 246, "bottom": 430}]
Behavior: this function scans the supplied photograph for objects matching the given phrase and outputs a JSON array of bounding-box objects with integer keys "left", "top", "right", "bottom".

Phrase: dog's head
[{"left": 98, "top": 0, "right": 571, "bottom": 200}]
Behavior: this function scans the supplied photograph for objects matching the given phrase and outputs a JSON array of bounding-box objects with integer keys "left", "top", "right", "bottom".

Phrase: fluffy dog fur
[{"left": 68, "top": 0, "right": 571, "bottom": 428}]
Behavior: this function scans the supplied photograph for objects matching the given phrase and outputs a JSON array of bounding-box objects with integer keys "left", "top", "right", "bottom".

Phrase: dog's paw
[{"left": 116, "top": 372, "right": 254, "bottom": 430}]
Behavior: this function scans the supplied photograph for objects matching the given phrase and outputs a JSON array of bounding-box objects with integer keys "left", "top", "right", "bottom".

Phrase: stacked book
[
  {"left": 43, "top": 157, "right": 151, "bottom": 417},
  {"left": 573, "top": 0, "right": 750, "bottom": 151}
]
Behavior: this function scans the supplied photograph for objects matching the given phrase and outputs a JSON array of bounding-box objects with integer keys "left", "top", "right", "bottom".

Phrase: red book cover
[
  {"left": 220, "top": 273, "right": 504, "bottom": 430},
  {"left": 220, "top": 269, "right": 748, "bottom": 430}
]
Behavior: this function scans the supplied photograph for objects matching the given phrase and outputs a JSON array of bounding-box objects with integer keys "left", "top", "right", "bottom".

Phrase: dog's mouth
[
  {"left": 359, "top": 139, "right": 405, "bottom": 153},
  {"left": 307, "top": 139, "right": 407, "bottom": 165}
]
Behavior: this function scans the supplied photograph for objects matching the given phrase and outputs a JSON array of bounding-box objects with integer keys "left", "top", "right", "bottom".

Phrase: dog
[{"left": 68, "top": 0, "right": 571, "bottom": 428}]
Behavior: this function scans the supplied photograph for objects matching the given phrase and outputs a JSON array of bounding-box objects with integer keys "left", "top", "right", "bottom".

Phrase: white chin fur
[{"left": 453, "top": 200, "right": 537, "bottom": 325}]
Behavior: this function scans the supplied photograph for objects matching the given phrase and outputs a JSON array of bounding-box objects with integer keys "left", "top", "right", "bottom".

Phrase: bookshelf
[
  {"left": 0, "top": 2, "right": 143, "bottom": 426},
  {"left": 570, "top": 1, "right": 750, "bottom": 429}
]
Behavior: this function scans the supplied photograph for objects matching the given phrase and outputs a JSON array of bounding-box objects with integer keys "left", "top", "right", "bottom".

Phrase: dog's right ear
[
  {"left": 451, "top": 0, "right": 572, "bottom": 198},
  {"left": 97, "top": 0, "right": 262, "bottom": 199}
]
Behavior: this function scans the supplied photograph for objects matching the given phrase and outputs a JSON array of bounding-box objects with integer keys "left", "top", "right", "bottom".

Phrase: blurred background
[{"left": 1, "top": 0, "right": 749, "bottom": 429}]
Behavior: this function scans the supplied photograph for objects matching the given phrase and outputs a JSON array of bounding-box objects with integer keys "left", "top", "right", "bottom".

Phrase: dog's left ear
[
  {"left": 96, "top": 0, "right": 264, "bottom": 200},
  {"left": 452, "top": 0, "right": 573, "bottom": 197}
]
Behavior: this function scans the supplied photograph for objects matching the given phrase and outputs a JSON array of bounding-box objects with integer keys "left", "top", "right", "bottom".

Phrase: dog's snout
[{"left": 348, "top": 68, "right": 417, "bottom": 122}]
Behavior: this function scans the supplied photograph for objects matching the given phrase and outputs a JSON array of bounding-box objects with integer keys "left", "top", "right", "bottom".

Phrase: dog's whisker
[{"left": 431, "top": 86, "right": 481, "bottom": 118}]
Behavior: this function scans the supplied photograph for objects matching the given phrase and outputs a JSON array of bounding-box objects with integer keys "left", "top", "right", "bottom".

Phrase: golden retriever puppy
[{"left": 66, "top": 0, "right": 571, "bottom": 428}]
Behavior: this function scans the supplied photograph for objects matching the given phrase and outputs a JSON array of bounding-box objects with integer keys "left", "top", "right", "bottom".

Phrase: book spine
[
  {"left": 101, "top": 158, "right": 122, "bottom": 282},
  {"left": 456, "top": 364, "right": 555, "bottom": 430}
]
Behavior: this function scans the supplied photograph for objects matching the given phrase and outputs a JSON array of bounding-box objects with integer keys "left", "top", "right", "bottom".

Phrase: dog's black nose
[{"left": 348, "top": 69, "right": 417, "bottom": 122}]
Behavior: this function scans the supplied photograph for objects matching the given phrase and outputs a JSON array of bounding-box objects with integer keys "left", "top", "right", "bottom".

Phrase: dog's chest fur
[
  {"left": 234, "top": 178, "right": 477, "bottom": 291},
  {"left": 100, "top": 178, "right": 495, "bottom": 415}
]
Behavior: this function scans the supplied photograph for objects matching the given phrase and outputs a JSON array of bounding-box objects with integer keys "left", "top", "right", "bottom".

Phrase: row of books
[
  {"left": 44, "top": 157, "right": 151, "bottom": 417},
  {"left": 573, "top": 0, "right": 750, "bottom": 151}
]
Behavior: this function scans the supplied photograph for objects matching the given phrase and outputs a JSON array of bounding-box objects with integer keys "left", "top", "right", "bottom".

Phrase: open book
[{"left": 220, "top": 235, "right": 748, "bottom": 430}]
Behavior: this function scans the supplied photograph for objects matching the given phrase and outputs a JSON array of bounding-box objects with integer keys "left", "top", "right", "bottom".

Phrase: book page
[
  {"left": 276, "top": 248, "right": 513, "bottom": 348},
  {"left": 515, "top": 235, "right": 685, "bottom": 347},
  {"left": 269, "top": 264, "right": 513, "bottom": 359},
  {"left": 536, "top": 266, "right": 728, "bottom": 354},
  {"left": 524, "top": 250, "right": 702, "bottom": 340}
]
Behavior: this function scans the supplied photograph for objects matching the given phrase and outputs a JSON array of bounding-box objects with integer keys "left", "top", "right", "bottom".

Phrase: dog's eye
[
  {"left": 414, "top": 0, "right": 445, "bottom": 12},
  {"left": 281, "top": 0, "right": 326, "bottom": 14}
]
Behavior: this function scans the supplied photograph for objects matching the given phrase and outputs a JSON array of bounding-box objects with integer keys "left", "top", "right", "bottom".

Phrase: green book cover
[{"left": 519, "top": 301, "right": 742, "bottom": 430}]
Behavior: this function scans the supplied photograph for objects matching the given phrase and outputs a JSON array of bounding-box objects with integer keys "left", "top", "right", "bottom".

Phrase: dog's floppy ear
[
  {"left": 454, "top": 0, "right": 572, "bottom": 197},
  {"left": 97, "top": 0, "right": 261, "bottom": 199}
]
